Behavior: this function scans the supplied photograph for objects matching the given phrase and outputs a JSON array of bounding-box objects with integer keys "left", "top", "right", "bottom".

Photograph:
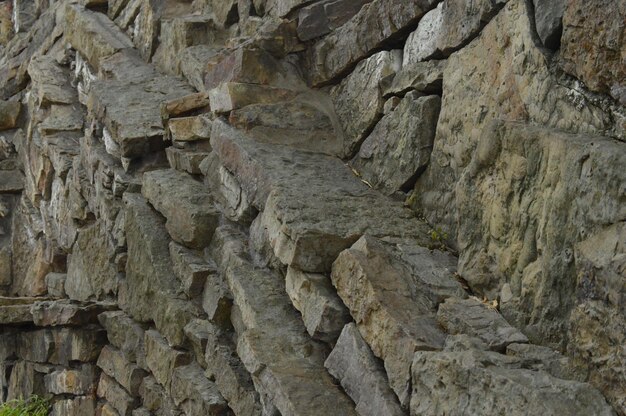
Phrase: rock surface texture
[{"left": 0, "top": 0, "right": 623, "bottom": 415}]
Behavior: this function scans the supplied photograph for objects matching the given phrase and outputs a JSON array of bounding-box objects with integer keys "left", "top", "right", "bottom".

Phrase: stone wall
[{"left": 0, "top": 0, "right": 623, "bottom": 415}]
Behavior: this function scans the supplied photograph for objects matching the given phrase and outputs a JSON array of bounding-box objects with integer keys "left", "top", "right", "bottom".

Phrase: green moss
[{"left": 0, "top": 396, "right": 50, "bottom": 416}]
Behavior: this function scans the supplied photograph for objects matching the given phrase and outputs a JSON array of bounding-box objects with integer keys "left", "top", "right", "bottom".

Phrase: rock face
[{"left": 0, "top": 0, "right": 623, "bottom": 415}]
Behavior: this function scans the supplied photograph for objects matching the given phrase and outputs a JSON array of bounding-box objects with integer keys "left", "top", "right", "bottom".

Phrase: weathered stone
[
  {"left": 50, "top": 396, "right": 96, "bottom": 416},
  {"left": 44, "top": 364, "right": 97, "bottom": 395},
  {"left": 162, "top": 93, "right": 211, "bottom": 120},
  {"left": 403, "top": 3, "right": 442, "bottom": 64},
  {"left": 204, "top": 322, "right": 263, "bottom": 416},
  {"left": 31, "top": 300, "right": 113, "bottom": 326},
  {"left": 228, "top": 96, "right": 341, "bottom": 156},
  {"left": 410, "top": 340, "right": 615, "bottom": 416},
  {"left": 166, "top": 147, "right": 210, "bottom": 175},
  {"left": 0, "top": 170, "right": 23, "bottom": 193},
  {"left": 97, "top": 373, "right": 139, "bottom": 416},
  {"left": 65, "top": 4, "right": 134, "bottom": 71},
  {"left": 170, "top": 363, "right": 229, "bottom": 415},
  {"left": 0, "top": 101, "right": 20, "bottom": 130},
  {"left": 6, "top": 360, "right": 51, "bottom": 401},
  {"left": 169, "top": 242, "right": 212, "bottom": 297},
  {"left": 332, "top": 236, "right": 456, "bottom": 406},
  {"left": 98, "top": 311, "right": 147, "bottom": 369},
  {"left": 17, "top": 327, "right": 106, "bottom": 365},
  {"left": 297, "top": 0, "right": 372, "bottom": 41},
  {"left": 142, "top": 169, "right": 219, "bottom": 249},
  {"left": 559, "top": 0, "right": 626, "bottom": 104},
  {"left": 88, "top": 76, "right": 194, "bottom": 158},
  {"left": 209, "top": 83, "right": 297, "bottom": 113},
  {"left": 0, "top": 302, "right": 33, "bottom": 324},
  {"left": 101, "top": 403, "right": 122, "bottom": 416},
  {"left": 506, "top": 343, "right": 586, "bottom": 382},
  {"left": 140, "top": 375, "right": 182, "bottom": 415},
  {"left": 351, "top": 92, "right": 440, "bottom": 194},
  {"left": 66, "top": 221, "right": 118, "bottom": 301},
  {"left": 533, "top": 0, "right": 566, "bottom": 49},
  {"left": 204, "top": 47, "right": 284, "bottom": 91},
  {"left": 437, "top": 297, "right": 528, "bottom": 351},
  {"left": 325, "top": 323, "right": 405, "bottom": 416},
  {"left": 97, "top": 345, "right": 147, "bottom": 396},
  {"left": 45, "top": 272, "right": 66, "bottom": 298},
  {"left": 184, "top": 319, "right": 211, "bottom": 368},
  {"left": 152, "top": 295, "right": 202, "bottom": 347},
  {"left": 330, "top": 51, "right": 401, "bottom": 157},
  {"left": 144, "top": 329, "right": 192, "bottom": 389},
  {"left": 180, "top": 46, "right": 223, "bottom": 92},
  {"left": 133, "top": 0, "right": 164, "bottom": 61},
  {"left": 211, "top": 120, "right": 430, "bottom": 273},
  {"left": 201, "top": 266, "right": 232, "bottom": 330},
  {"left": 168, "top": 114, "right": 212, "bottom": 143},
  {"left": 309, "top": 0, "right": 438, "bottom": 85},
  {"left": 28, "top": 56, "right": 76, "bottom": 106},
  {"left": 384, "top": 60, "right": 446, "bottom": 97},
  {"left": 285, "top": 266, "right": 350, "bottom": 343}
]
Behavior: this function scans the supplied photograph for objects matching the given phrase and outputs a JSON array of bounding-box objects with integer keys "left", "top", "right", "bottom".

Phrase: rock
[
  {"left": 45, "top": 272, "right": 66, "bottom": 298},
  {"left": 65, "top": 4, "right": 134, "bottom": 71},
  {"left": 331, "top": 236, "right": 450, "bottom": 406},
  {"left": 132, "top": 0, "right": 164, "bottom": 61},
  {"left": 285, "top": 266, "right": 351, "bottom": 343},
  {"left": 162, "top": 92, "right": 211, "bottom": 119},
  {"left": 211, "top": 120, "right": 430, "bottom": 272},
  {"left": 325, "top": 323, "right": 405, "bottom": 416},
  {"left": 0, "top": 302, "right": 33, "bottom": 324},
  {"left": 169, "top": 242, "right": 213, "bottom": 297},
  {"left": 44, "top": 364, "right": 97, "bottom": 395},
  {"left": 17, "top": 327, "right": 107, "bottom": 365},
  {"left": 166, "top": 147, "right": 211, "bottom": 175},
  {"left": 309, "top": 0, "right": 438, "bottom": 85},
  {"left": 152, "top": 295, "right": 202, "bottom": 348},
  {"left": 383, "top": 60, "right": 446, "bottom": 97},
  {"left": 97, "top": 345, "right": 147, "bottom": 396},
  {"left": 297, "top": 0, "right": 372, "bottom": 41},
  {"left": 27, "top": 56, "right": 76, "bottom": 106},
  {"left": 66, "top": 221, "right": 118, "bottom": 301},
  {"left": 437, "top": 297, "right": 528, "bottom": 351},
  {"left": 142, "top": 169, "right": 219, "bottom": 249},
  {"left": 0, "top": 170, "right": 23, "bottom": 193},
  {"left": 180, "top": 46, "right": 223, "bottom": 92},
  {"left": 330, "top": 51, "right": 401, "bottom": 157},
  {"left": 228, "top": 95, "right": 341, "bottom": 155},
  {"left": 140, "top": 375, "right": 182, "bottom": 415},
  {"left": 170, "top": 363, "right": 230, "bottom": 415},
  {"left": 505, "top": 343, "right": 586, "bottom": 382},
  {"left": 204, "top": 47, "right": 284, "bottom": 91},
  {"left": 350, "top": 92, "right": 440, "bottom": 194},
  {"left": 201, "top": 264, "right": 232, "bottom": 330},
  {"left": 97, "top": 373, "right": 139, "bottom": 416},
  {"left": 209, "top": 83, "right": 297, "bottom": 113},
  {"left": 167, "top": 115, "right": 212, "bottom": 143},
  {"left": 0, "top": 101, "right": 21, "bottom": 130},
  {"left": 31, "top": 300, "right": 113, "bottom": 326},
  {"left": 98, "top": 311, "right": 147, "bottom": 369},
  {"left": 50, "top": 396, "right": 96, "bottom": 416},
  {"left": 144, "top": 330, "right": 192, "bottom": 390},
  {"left": 533, "top": 0, "right": 566, "bottom": 49},
  {"left": 402, "top": 3, "right": 442, "bottom": 64},
  {"left": 410, "top": 342, "right": 615, "bottom": 416},
  {"left": 203, "top": 323, "right": 263, "bottom": 416},
  {"left": 559, "top": 0, "right": 626, "bottom": 104},
  {"left": 411, "top": 0, "right": 618, "bottom": 249},
  {"left": 183, "top": 319, "right": 211, "bottom": 368}
]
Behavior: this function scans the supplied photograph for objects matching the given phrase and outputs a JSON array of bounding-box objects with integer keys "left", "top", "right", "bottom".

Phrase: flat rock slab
[
  {"left": 211, "top": 119, "right": 431, "bottom": 272},
  {"left": 31, "top": 300, "right": 115, "bottom": 327},
  {"left": 142, "top": 169, "right": 219, "bottom": 249},
  {"left": 331, "top": 236, "right": 458, "bottom": 407},
  {"left": 437, "top": 297, "right": 528, "bottom": 351},
  {"left": 0, "top": 170, "right": 24, "bottom": 193},
  {"left": 89, "top": 76, "right": 194, "bottom": 158},
  {"left": 325, "top": 323, "right": 406, "bottom": 416},
  {"left": 383, "top": 59, "right": 446, "bottom": 97}
]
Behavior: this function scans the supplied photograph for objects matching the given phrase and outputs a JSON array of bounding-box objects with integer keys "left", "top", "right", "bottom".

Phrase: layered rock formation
[{"left": 0, "top": 0, "right": 623, "bottom": 415}]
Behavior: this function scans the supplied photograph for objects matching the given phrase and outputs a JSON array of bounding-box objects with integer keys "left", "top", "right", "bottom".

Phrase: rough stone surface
[
  {"left": 533, "top": 0, "right": 566, "bottom": 49},
  {"left": 325, "top": 323, "right": 405, "bottom": 416}
]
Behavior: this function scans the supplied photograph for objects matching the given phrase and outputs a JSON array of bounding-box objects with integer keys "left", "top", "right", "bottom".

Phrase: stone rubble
[{"left": 0, "top": 0, "right": 622, "bottom": 415}]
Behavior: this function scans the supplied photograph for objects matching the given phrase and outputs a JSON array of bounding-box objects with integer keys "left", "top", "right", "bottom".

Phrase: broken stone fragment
[
  {"left": 204, "top": 47, "right": 285, "bottom": 90},
  {"left": 170, "top": 363, "right": 230, "bottom": 415},
  {"left": 97, "top": 345, "right": 147, "bottom": 396},
  {"left": 144, "top": 329, "right": 192, "bottom": 390},
  {"left": 169, "top": 242, "right": 213, "bottom": 297},
  {"left": 325, "top": 323, "right": 405, "bottom": 416},
  {"left": 167, "top": 114, "right": 212, "bottom": 143},
  {"left": 209, "top": 82, "right": 297, "bottom": 113},
  {"left": 166, "top": 147, "right": 210, "bottom": 176},
  {"left": 31, "top": 300, "right": 114, "bottom": 327},
  {"left": 162, "top": 92, "right": 211, "bottom": 120},
  {"left": 97, "top": 373, "right": 139, "bottom": 416},
  {"left": 44, "top": 364, "right": 97, "bottom": 396},
  {"left": 382, "top": 60, "right": 446, "bottom": 97},
  {"left": 533, "top": 0, "right": 567, "bottom": 49},
  {"left": 297, "top": 0, "right": 372, "bottom": 41},
  {"left": 98, "top": 311, "right": 147, "bottom": 369}
]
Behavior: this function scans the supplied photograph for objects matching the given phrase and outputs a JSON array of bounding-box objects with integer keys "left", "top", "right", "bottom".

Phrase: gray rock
[
  {"left": 0, "top": 170, "right": 23, "bottom": 193},
  {"left": 45, "top": 272, "right": 66, "bottom": 298},
  {"left": 505, "top": 343, "right": 586, "bottom": 382},
  {"left": 17, "top": 327, "right": 107, "bottom": 365},
  {"left": 533, "top": 0, "right": 566, "bottom": 49},
  {"left": 50, "top": 396, "right": 96, "bottom": 416},
  {"left": 142, "top": 169, "right": 219, "bottom": 249},
  {"left": 402, "top": 3, "right": 442, "bottom": 64},
  {"left": 27, "top": 56, "right": 76, "bottom": 106},
  {"left": 297, "top": 0, "right": 372, "bottom": 41},
  {"left": 183, "top": 319, "right": 211, "bottom": 368},
  {"left": 31, "top": 300, "right": 113, "bottom": 327},
  {"left": 285, "top": 266, "right": 351, "bottom": 343},
  {"left": 383, "top": 60, "right": 446, "bottom": 98},
  {"left": 330, "top": 51, "right": 401, "bottom": 157},
  {"left": 167, "top": 115, "right": 212, "bottom": 143},
  {"left": 170, "top": 363, "right": 230, "bottom": 415},
  {"left": 166, "top": 147, "right": 210, "bottom": 175},
  {"left": 325, "top": 323, "right": 405, "bottom": 416},
  {"left": 309, "top": 0, "right": 438, "bottom": 85},
  {"left": 350, "top": 93, "right": 440, "bottom": 194},
  {"left": 437, "top": 297, "right": 528, "bottom": 351},
  {"left": 204, "top": 47, "right": 284, "bottom": 91},
  {"left": 331, "top": 236, "right": 448, "bottom": 407},
  {"left": 140, "top": 375, "right": 183, "bottom": 416},
  {"left": 201, "top": 264, "right": 233, "bottom": 330},
  {"left": 411, "top": 344, "right": 615, "bottom": 416},
  {"left": 209, "top": 83, "right": 297, "bottom": 114},
  {"left": 169, "top": 242, "right": 213, "bottom": 297},
  {"left": 144, "top": 330, "right": 192, "bottom": 390},
  {"left": 44, "top": 364, "right": 97, "bottom": 395},
  {"left": 211, "top": 120, "right": 431, "bottom": 273},
  {"left": 97, "top": 345, "right": 147, "bottom": 396},
  {"left": 97, "top": 373, "right": 139, "bottom": 416},
  {"left": 98, "top": 311, "right": 147, "bottom": 369}
]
